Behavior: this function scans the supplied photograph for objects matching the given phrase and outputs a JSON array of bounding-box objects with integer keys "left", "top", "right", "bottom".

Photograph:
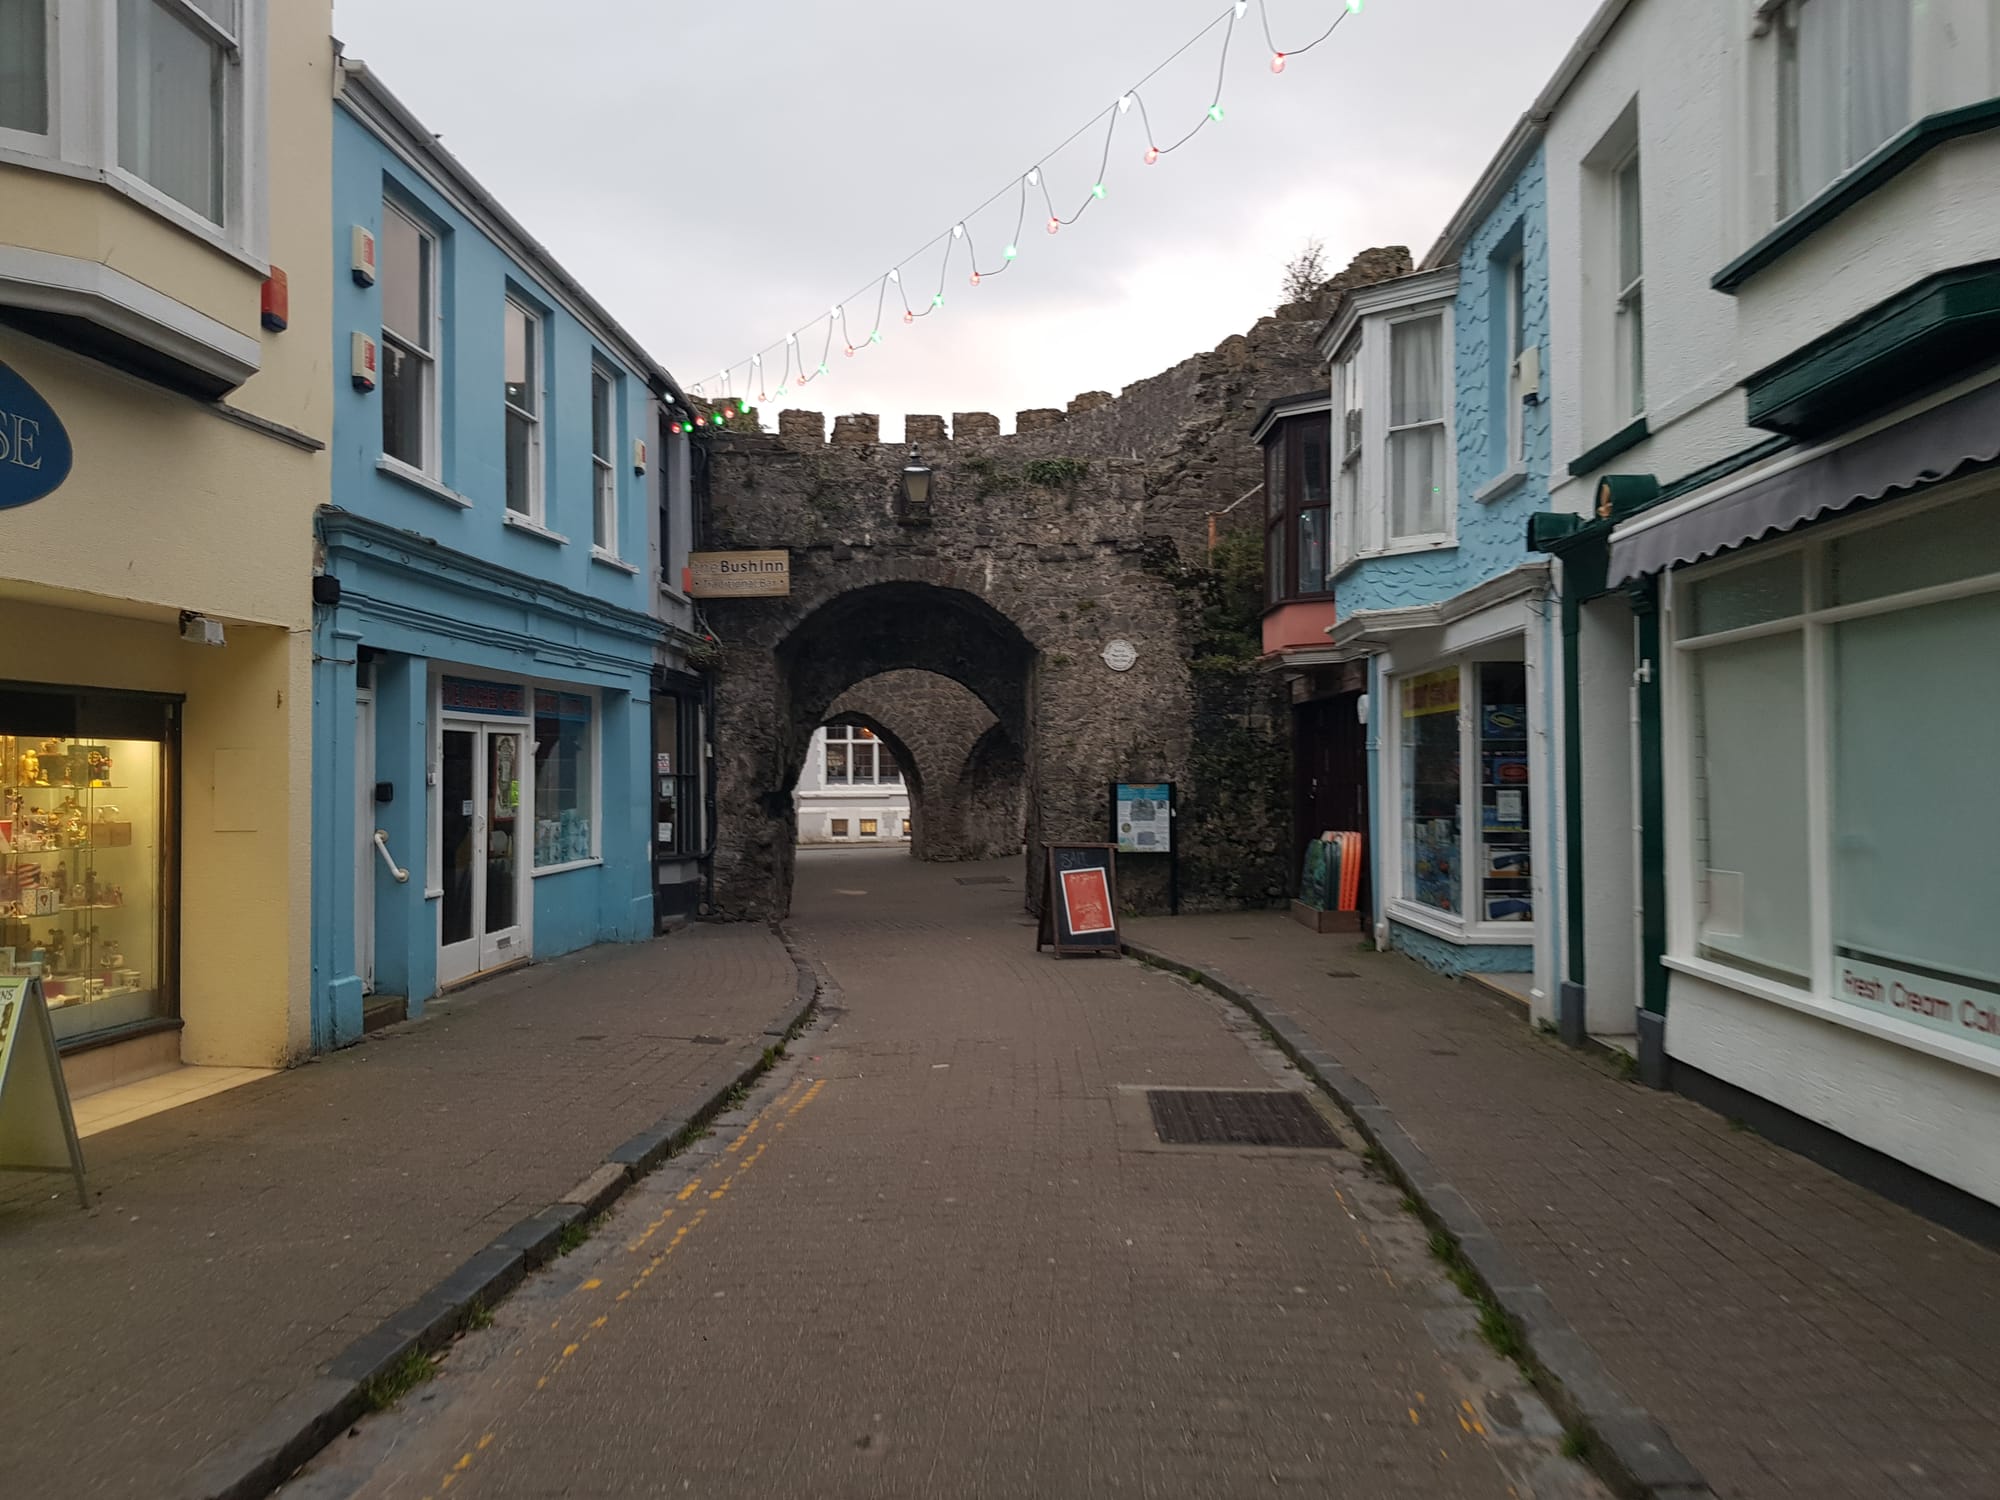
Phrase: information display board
[
  {"left": 1110, "top": 781, "right": 1178, "bottom": 913},
  {"left": 0, "top": 975, "right": 88, "bottom": 1206},
  {"left": 1037, "top": 844, "right": 1122, "bottom": 957}
]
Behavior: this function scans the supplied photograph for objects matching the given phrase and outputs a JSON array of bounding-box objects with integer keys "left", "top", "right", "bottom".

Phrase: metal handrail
[{"left": 373, "top": 829, "right": 410, "bottom": 884}]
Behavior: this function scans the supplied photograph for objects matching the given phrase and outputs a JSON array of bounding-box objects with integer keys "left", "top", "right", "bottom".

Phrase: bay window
[
  {"left": 118, "top": 0, "right": 236, "bottom": 225},
  {"left": 1388, "top": 314, "right": 1448, "bottom": 541},
  {"left": 1777, "top": 0, "right": 1914, "bottom": 217},
  {"left": 1668, "top": 485, "right": 2000, "bottom": 1055},
  {"left": 1262, "top": 410, "right": 1333, "bottom": 604},
  {"left": 1, "top": 1, "right": 262, "bottom": 257},
  {"left": 1335, "top": 354, "right": 1362, "bottom": 569},
  {"left": 0, "top": 0, "right": 48, "bottom": 135}
]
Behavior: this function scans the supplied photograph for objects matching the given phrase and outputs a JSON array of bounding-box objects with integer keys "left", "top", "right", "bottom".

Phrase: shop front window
[
  {"left": 0, "top": 689, "right": 175, "bottom": 1045},
  {"left": 1671, "top": 487, "right": 2000, "bottom": 1050},
  {"left": 1475, "top": 664, "right": 1532, "bottom": 924},
  {"left": 532, "top": 690, "right": 593, "bottom": 867},
  {"left": 1401, "top": 668, "right": 1461, "bottom": 915}
]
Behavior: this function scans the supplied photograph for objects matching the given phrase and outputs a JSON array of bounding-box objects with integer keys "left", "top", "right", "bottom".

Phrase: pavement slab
[
  {"left": 1124, "top": 907, "right": 2000, "bottom": 1500},
  {"left": 282, "top": 849, "right": 1602, "bottom": 1500},
  {"left": 0, "top": 924, "right": 800, "bottom": 1499}
]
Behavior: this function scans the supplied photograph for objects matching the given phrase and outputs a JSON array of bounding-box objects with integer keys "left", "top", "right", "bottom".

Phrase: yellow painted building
[{"left": 0, "top": 0, "right": 333, "bottom": 1089}]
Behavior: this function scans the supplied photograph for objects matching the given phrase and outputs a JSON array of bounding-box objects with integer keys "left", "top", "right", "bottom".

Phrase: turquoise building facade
[
  {"left": 309, "top": 62, "right": 680, "bottom": 1048},
  {"left": 1322, "top": 137, "right": 1561, "bottom": 1009}
]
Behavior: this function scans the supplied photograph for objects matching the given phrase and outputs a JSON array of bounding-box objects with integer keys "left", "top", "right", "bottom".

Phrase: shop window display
[
  {"left": 1, "top": 733, "right": 164, "bottom": 1042},
  {"left": 1476, "top": 664, "right": 1532, "bottom": 923},
  {"left": 1401, "top": 668, "right": 1461, "bottom": 914},
  {"left": 533, "top": 692, "right": 593, "bottom": 867}
]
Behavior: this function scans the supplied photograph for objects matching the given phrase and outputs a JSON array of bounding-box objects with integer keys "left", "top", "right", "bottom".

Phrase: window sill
[
  {"left": 532, "top": 857, "right": 603, "bottom": 878},
  {"left": 377, "top": 456, "right": 472, "bottom": 509},
  {"left": 1662, "top": 954, "right": 2000, "bottom": 1082},
  {"left": 1388, "top": 900, "right": 1535, "bottom": 947},
  {"left": 590, "top": 547, "right": 639, "bottom": 574},
  {"left": 0, "top": 147, "right": 269, "bottom": 275},
  {"left": 1712, "top": 98, "right": 2000, "bottom": 294},
  {"left": 1473, "top": 467, "right": 1528, "bottom": 505},
  {"left": 1567, "top": 416, "right": 1650, "bottom": 478},
  {"left": 1342, "top": 537, "right": 1459, "bottom": 569},
  {"left": 503, "top": 511, "right": 568, "bottom": 545}
]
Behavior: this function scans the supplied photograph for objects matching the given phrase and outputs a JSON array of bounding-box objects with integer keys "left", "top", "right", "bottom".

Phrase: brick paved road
[
  {"left": 286, "top": 850, "right": 1602, "bottom": 1500},
  {"left": 0, "top": 925, "right": 798, "bottom": 1499},
  {"left": 1125, "top": 908, "right": 2000, "bottom": 1500}
]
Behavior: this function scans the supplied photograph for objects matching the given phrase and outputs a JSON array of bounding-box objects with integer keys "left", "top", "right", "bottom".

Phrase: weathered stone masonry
[{"left": 698, "top": 247, "right": 1413, "bottom": 921}]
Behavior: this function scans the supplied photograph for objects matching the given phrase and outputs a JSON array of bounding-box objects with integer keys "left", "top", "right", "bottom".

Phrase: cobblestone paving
[
  {"left": 1126, "top": 907, "right": 2000, "bottom": 1500},
  {"left": 0, "top": 925, "right": 799, "bottom": 1499},
  {"left": 285, "top": 850, "right": 1603, "bottom": 1500}
]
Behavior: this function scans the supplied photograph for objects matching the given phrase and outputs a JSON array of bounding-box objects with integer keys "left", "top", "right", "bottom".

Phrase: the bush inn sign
[{"left": 0, "top": 359, "right": 73, "bottom": 510}]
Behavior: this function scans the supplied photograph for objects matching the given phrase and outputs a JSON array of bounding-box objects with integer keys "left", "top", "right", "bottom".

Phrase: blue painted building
[
  {"left": 310, "top": 60, "right": 697, "bottom": 1048},
  {"left": 1317, "top": 127, "right": 1562, "bottom": 1015}
]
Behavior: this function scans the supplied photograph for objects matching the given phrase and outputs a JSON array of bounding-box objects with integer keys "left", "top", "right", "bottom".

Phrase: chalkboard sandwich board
[
  {"left": 1037, "top": 843, "right": 1122, "bottom": 957},
  {"left": 0, "top": 975, "right": 88, "bottom": 1207}
]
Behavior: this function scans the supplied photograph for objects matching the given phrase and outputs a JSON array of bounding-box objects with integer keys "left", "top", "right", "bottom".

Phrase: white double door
[{"left": 438, "top": 719, "right": 531, "bottom": 986}]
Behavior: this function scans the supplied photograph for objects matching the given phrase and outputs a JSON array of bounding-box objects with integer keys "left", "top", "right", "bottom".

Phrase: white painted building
[
  {"left": 794, "top": 724, "right": 911, "bottom": 846},
  {"left": 1531, "top": 0, "right": 2000, "bottom": 1206}
]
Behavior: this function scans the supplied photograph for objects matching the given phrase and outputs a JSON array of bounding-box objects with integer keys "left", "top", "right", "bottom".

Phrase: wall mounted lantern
[{"left": 898, "top": 444, "right": 933, "bottom": 524}]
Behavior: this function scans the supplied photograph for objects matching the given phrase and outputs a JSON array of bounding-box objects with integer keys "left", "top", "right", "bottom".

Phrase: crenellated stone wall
[{"left": 699, "top": 247, "right": 1416, "bottom": 919}]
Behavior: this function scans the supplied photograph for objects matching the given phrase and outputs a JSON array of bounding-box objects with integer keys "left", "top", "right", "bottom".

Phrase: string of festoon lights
[{"left": 674, "top": 0, "right": 1366, "bottom": 430}]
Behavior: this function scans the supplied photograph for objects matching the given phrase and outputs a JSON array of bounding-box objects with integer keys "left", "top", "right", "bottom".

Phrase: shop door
[
  {"left": 1292, "top": 693, "right": 1371, "bottom": 922},
  {"left": 437, "top": 723, "right": 530, "bottom": 986},
  {"left": 355, "top": 691, "right": 375, "bottom": 994}
]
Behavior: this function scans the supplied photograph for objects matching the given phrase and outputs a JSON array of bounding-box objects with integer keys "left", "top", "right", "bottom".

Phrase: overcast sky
[{"left": 331, "top": 0, "right": 1603, "bottom": 437}]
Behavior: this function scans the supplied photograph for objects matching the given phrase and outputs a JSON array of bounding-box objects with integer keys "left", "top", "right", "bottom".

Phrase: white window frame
[
  {"left": 590, "top": 358, "right": 619, "bottom": 557},
  {"left": 1333, "top": 350, "right": 1363, "bottom": 572},
  {"left": 1660, "top": 479, "right": 2000, "bottom": 1079},
  {"left": 1612, "top": 146, "right": 1645, "bottom": 423},
  {"left": 821, "top": 724, "right": 902, "bottom": 788},
  {"left": 0, "top": 1, "right": 267, "bottom": 267},
  {"left": 1380, "top": 306, "right": 1456, "bottom": 551},
  {"left": 379, "top": 197, "right": 440, "bottom": 478},
  {"left": 503, "top": 296, "right": 545, "bottom": 524},
  {"left": 1325, "top": 280, "right": 1459, "bottom": 573},
  {"left": 529, "top": 682, "right": 602, "bottom": 875},
  {"left": 1503, "top": 252, "right": 1530, "bottom": 469},
  {"left": 1772, "top": 0, "right": 1918, "bottom": 220},
  {"left": 1378, "top": 655, "right": 1537, "bottom": 948}
]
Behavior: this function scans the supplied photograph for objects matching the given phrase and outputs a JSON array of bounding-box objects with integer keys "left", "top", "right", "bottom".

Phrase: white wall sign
[{"left": 1101, "top": 639, "right": 1137, "bottom": 672}]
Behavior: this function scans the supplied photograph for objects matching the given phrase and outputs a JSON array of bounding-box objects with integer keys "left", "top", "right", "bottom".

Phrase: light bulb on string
[
  {"left": 1271, "top": 52, "right": 1286, "bottom": 73},
  {"left": 903, "top": 309, "right": 914, "bottom": 324},
  {"left": 1003, "top": 243, "right": 1018, "bottom": 259},
  {"left": 952, "top": 223, "right": 964, "bottom": 239},
  {"left": 931, "top": 293, "right": 944, "bottom": 308},
  {"left": 1145, "top": 145, "right": 1159, "bottom": 164},
  {"left": 1209, "top": 104, "right": 1225, "bottom": 121},
  {"left": 888, "top": 269, "right": 900, "bottom": 284},
  {"left": 737, "top": 398, "right": 749, "bottom": 414},
  {"left": 1046, "top": 215, "right": 1060, "bottom": 234},
  {"left": 869, "top": 329, "right": 882, "bottom": 344},
  {"left": 817, "top": 362, "right": 829, "bottom": 376},
  {"left": 1346, "top": 0, "right": 1363, "bottom": 11},
  {"left": 969, "top": 270, "right": 981, "bottom": 286},
  {"left": 1027, "top": 168, "right": 1039, "bottom": 186},
  {"left": 1092, "top": 182, "right": 1105, "bottom": 199},
  {"left": 1234, "top": 1, "right": 1246, "bottom": 15},
  {"left": 1117, "top": 94, "right": 1132, "bottom": 113},
  {"left": 845, "top": 344, "right": 855, "bottom": 357}
]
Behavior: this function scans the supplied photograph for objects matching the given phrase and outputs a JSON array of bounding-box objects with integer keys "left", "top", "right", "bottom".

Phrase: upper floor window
[
  {"left": 1320, "top": 269, "right": 1458, "bottom": 573},
  {"left": 0, "top": 0, "right": 49, "bottom": 135},
  {"left": 1613, "top": 148, "right": 1644, "bottom": 420},
  {"left": 503, "top": 298, "right": 543, "bottom": 521},
  {"left": 1388, "top": 313, "right": 1448, "bottom": 541},
  {"left": 1, "top": 2, "right": 262, "bottom": 261},
  {"left": 380, "top": 201, "right": 437, "bottom": 474},
  {"left": 1262, "top": 413, "right": 1333, "bottom": 604},
  {"left": 1502, "top": 252, "right": 1530, "bottom": 469},
  {"left": 590, "top": 361, "right": 618, "bottom": 554},
  {"left": 1777, "top": 0, "right": 1913, "bottom": 216},
  {"left": 117, "top": 0, "right": 238, "bottom": 225},
  {"left": 823, "top": 725, "right": 902, "bottom": 786}
]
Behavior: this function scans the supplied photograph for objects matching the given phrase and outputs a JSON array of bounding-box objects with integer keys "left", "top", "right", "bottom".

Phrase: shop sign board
[
  {"left": 441, "top": 676, "right": 526, "bottom": 715},
  {"left": 1037, "top": 843, "right": 1121, "bottom": 956},
  {"left": 0, "top": 359, "right": 74, "bottom": 510},
  {"left": 686, "top": 550, "right": 791, "bottom": 598},
  {"left": 1836, "top": 956, "right": 2000, "bottom": 1055},
  {"left": 0, "top": 976, "right": 89, "bottom": 1206},
  {"left": 1403, "top": 667, "right": 1460, "bottom": 717}
]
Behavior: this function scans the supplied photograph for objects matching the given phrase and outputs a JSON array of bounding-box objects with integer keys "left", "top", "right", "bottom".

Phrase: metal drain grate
[
  {"left": 956, "top": 875, "right": 1012, "bottom": 886},
  {"left": 1146, "top": 1090, "right": 1340, "bottom": 1148}
]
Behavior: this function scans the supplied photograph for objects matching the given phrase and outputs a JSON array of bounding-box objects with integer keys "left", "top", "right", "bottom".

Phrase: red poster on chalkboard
[{"left": 1060, "top": 867, "right": 1115, "bottom": 935}]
